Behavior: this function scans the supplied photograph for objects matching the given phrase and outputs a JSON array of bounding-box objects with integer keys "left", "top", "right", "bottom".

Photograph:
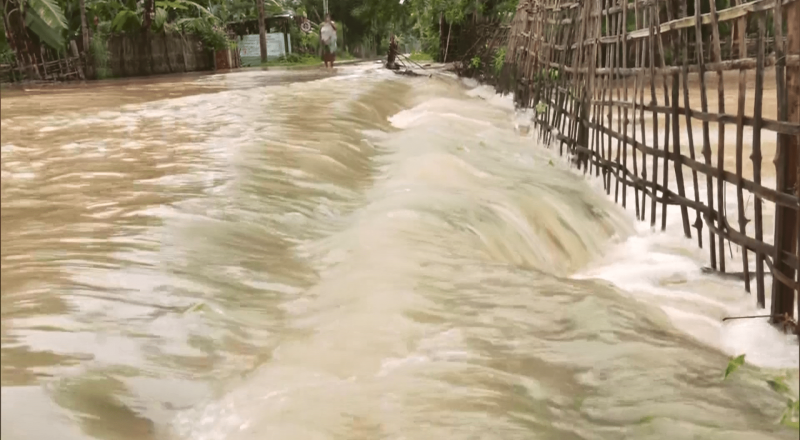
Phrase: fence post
[
  {"left": 770, "top": 0, "right": 799, "bottom": 324},
  {"left": 70, "top": 41, "right": 85, "bottom": 80}
]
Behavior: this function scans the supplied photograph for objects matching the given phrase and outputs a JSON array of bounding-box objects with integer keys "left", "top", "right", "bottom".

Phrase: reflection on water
[{"left": 1, "top": 65, "right": 797, "bottom": 440}]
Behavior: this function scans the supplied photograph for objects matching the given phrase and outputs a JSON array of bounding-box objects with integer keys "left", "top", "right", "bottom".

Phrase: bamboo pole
[
  {"left": 599, "top": 0, "right": 613, "bottom": 193},
  {"left": 753, "top": 14, "right": 767, "bottom": 307},
  {"left": 654, "top": 2, "right": 672, "bottom": 232},
  {"left": 733, "top": 0, "right": 751, "bottom": 293},
  {"left": 770, "top": 0, "right": 799, "bottom": 321},
  {"left": 39, "top": 46, "right": 49, "bottom": 79},
  {"left": 667, "top": 0, "right": 691, "bottom": 239},
  {"left": 709, "top": 0, "right": 728, "bottom": 272},
  {"left": 631, "top": 0, "right": 642, "bottom": 217},
  {"left": 70, "top": 40, "right": 85, "bottom": 80},
  {"left": 621, "top": 0, "right": 631, "bottom": 209},
  {"left": 612, "top": 4, "right": 624, "bottom": 203},
  {"left": 647, "top": 7, "right": 661, "bottom": 227},
  {"left": 694, "top": 0, "right": 718, "bottom": 269},
  {"left": 638, "top": 7, "right": 649, "bottom": 221},
  {"left": 444, "top": 21, "right": 452, "bottom": 63}
]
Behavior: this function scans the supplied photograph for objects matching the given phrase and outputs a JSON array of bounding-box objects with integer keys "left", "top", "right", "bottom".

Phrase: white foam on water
[
  {"left": 443, "top": 79, "right": 799, "bottom": 371},
  {"left": 562, "top": 137, "right": 800, "bottom": 370}
]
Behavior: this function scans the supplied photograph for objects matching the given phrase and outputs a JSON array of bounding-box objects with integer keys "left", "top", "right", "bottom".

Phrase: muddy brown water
[{"left": 1, "top": 65, "right": 798, "bottom": 440}]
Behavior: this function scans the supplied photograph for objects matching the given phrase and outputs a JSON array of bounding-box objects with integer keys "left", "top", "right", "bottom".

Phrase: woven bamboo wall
[
  {"left": 500, "top": 0, "right": 799, "bottom": 327},
  {"left": 106, "top": 32, "right": 213, "bottom": 78}
]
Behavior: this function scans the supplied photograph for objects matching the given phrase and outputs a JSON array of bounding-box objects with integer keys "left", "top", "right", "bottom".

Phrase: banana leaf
[
  {"left": 155, "top": 1, "right": 188, "bottom": 11},
  {"left": 153, "top": 8, "right": 169, "bottom": 31},
  {"left": 111, "top": 9, "right": 142, "bottom": 33},
  {"left": 23, "top": 0, "right": 68, "bottom": 50},
  {"left": 25, "top": 0, "right": 68, "bottom": 31},
  {"left": 180, "top": 0, "right": 215, "bottom": 18},
  {"left": 25, "top": 10, "right": 65, "bottom": 50}
]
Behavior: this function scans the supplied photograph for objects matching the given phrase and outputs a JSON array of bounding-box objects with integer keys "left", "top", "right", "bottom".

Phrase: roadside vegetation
[{"left": 1, "top": 0, "right": 518, "bottom": 82}]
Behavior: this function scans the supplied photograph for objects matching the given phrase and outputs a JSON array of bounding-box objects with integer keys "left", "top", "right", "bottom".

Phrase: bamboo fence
[
  {"left": 500, "top": 0, "right": 799, "bottom": 331},
  {"left": 1, "top": 40, "right": 84, "bottom": 82}
]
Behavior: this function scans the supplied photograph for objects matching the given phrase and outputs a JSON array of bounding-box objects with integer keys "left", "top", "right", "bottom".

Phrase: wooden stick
[
  {"left": 722, "top": 314, "right": 781, "bottom": 321},
  {"left": 647, "top": 7, "right": 661, "bottom": 227},
  {"left": 638, "top": 7, "right": 649, "bottom": 221},
  {"left": 753, "top": 14, "right": 767, "bottom": 308},
  {"left": 632, "top": 0, "right": 642, "bottom": 218},
  {"left": 694, "top": 0, "right": 718, "bottom": 269},
  {"left": 666, "top": 0, "right": 691, "bottom": 239},
  {"left": 620, "top": 0, "right": 631, "bottom": 209},
  {"left": 709, "top": 0, "right": 728, "bottom": 273},
  {"left": 770, "top": 0, "right": 799, "bottom": 322},
  {"left": 733, "top": 0, "right": 751, "bottom": 293},
  {"left": 654, "top": 5, "right": 671, "bottom": 232},
  {"left": 611, "top": 5, "right": 622, "bottom": 203}
]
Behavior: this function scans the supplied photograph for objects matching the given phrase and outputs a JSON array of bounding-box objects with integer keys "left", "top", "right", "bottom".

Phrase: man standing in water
[{"left": 320, "top": 14, "right": 337, "bottom": 71}]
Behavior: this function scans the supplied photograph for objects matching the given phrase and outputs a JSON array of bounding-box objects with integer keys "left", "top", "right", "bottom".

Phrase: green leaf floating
[
  {"left": 767, "top": 377, "right": 791, "bottom": 394},
  {"left": 723, "top": 354, "right": 745, "bottom": 380},
  {"left": 780, "top": 398, "right": 799, "bottom": 429},
  {"left": 184, "top": 302, "right": 206, "bottom": 314}
]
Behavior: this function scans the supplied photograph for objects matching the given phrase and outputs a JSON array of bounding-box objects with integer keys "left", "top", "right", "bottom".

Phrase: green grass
[
  {"left": 258, "top": 51, "right": 358, "bottom": 68},
  {"left": 260, "top": 54, "right": 320, "bottom": 67},
  {"left": 408, "top": 51, "right": 434, "bottom": 62}
]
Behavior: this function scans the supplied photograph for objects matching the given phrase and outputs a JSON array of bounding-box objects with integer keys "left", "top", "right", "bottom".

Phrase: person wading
[
  {"left": 320, "top": 14, "right": 337, "bottom": 71},
  {"left": 386, "top": 34, "right": 399, "bottom": 70}
]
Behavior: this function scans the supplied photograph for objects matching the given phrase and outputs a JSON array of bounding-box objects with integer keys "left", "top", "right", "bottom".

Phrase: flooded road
[{"left": 1, "top": 65, "right": 798, "bottom": 440}]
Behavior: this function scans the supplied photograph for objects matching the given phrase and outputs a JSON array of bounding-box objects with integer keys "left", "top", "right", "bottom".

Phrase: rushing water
[{"left": 1, "top": 65, "right": 798, "bottom": 440}]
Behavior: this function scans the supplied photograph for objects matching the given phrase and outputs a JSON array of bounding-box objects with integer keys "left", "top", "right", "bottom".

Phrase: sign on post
[{"left": 238, "top": 33, "right": 293, "bottom": 65}]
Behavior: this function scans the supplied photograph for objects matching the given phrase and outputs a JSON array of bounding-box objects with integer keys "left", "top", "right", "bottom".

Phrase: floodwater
[{"left": 1, "top": 64, "right": 798, "bottom": 440}]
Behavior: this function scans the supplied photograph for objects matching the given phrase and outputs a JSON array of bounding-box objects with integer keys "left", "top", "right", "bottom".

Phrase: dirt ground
[{"left": 599, "top": 69, "right": 786, "bottom": 181}]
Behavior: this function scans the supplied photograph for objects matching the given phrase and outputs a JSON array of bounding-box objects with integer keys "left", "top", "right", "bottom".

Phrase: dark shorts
[{"left": 322, "top": 45, "right": 336, "bottom": 63}]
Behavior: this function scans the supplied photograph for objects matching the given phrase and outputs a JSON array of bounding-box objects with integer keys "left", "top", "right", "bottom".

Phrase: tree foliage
[{"left": 3, "top": 0, "right": 517, "bottom": 66}]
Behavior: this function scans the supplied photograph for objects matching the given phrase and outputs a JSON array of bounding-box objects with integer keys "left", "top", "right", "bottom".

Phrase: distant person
[
  {"left": 386, "top": 34, "right": 399, "bottom": 70},
  {"left": 320, "top": 14, "right": 337, "bottom": 71}
]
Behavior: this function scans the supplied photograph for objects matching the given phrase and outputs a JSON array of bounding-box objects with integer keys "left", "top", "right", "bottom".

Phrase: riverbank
[
  {"left": 0, "top": 58, "right": 377, "bottom": 95},
  {"left": 0, "top": 66, "right": 353, "bottom": 118},
  {"left": 255, "top": 57, "right": 369, "bottom": 70}
]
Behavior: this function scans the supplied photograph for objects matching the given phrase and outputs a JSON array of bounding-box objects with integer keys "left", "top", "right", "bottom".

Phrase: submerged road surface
[{"left": 1, "top": 65, "right": 798, "bottom": 440}]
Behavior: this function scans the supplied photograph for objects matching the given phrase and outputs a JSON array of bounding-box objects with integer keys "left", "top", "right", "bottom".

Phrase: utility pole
[{"left": 257, "top": 0, "right": 267, "bottom": 62}]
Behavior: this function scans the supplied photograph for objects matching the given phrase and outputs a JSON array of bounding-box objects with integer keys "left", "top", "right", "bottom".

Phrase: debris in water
[
  {"left": 723, "top": 354, "right": 746, "bottom": 379},
  {"left": 393, "top": 69, "right": 423, "bottom": 77},
  {"left": 721, "top": 313, "right": 798, "bottom": 335},
  {"left": 184, "top": 302, "right": 207, "bottom": 314}
]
